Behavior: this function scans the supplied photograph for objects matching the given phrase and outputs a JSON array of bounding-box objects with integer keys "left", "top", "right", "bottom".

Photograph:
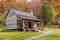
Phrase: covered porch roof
[{"left": 6, "top": 9, "right": 43, "bottom": 22}]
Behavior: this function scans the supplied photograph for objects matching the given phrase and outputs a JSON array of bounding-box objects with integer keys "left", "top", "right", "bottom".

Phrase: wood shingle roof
[{"left": 6, "top": 9, "right": 42, "bottom": 21}]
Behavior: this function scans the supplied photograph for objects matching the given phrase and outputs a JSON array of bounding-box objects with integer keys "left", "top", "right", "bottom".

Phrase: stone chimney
[{"left": 30, "top": 11, "right": 33, "bottom": 15}]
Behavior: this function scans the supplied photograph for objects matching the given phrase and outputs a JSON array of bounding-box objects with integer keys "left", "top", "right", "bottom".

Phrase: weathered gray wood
[
  {"left": 6, "top": 10, "right": 17, "bottom": 29},
  {"left": 6, "top": 25, "right": 17, "bottom": 29},
  {"left": 5, "top": 9, "right": 40, "bottom": 30}
]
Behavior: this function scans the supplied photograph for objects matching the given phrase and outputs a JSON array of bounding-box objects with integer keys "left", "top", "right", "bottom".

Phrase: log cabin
[{"left": 5, "top": 9, "right": 43, "bottom": 32}]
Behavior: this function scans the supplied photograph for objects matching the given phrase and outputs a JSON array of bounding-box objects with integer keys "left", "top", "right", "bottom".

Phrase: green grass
[
  {"left": 0, "top": 27, "right": 60, "bottom": 40},
  {"left": 0, "top": 26, "right": 42, "bottom": 40},
  {"left": 35, "top": 28, "right": 60, "bottom": 40},
  {"left": 0, "top": 26, "right": 5, "bottom": 31},
  {"left": 0, "top": 32, "right": 41, "bottom": 40}
]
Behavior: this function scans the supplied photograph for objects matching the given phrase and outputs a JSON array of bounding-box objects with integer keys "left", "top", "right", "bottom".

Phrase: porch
[{"left": 17, "top": 20, "right": 39, "bottom": 32}]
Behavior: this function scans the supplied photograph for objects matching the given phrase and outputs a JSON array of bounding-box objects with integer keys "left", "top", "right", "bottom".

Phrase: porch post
[
  {"left": 34, "top": 22, "right": 37, "bottom": 30},
  {"left": 23, "top": 20, "right": 25, "bottom": 31}
]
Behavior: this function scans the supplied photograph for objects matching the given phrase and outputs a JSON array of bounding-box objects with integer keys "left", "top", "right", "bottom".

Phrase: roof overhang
[{"left": 5, "top": 8, "right": 43, "bottom": 22}]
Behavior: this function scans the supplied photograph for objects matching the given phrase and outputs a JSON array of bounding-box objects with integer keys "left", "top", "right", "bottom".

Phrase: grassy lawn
[
  {"left": 0, "top": 32, "right": 41, "bottom": 40},
  {"left": 0, "top": 26, "right": 60, "bottom": 40},
  {"left": 0, "top": 26, "right": 41, "bottom": 40},
  {"left": 35, "top": 28, "right": 60, "bottom": 40}
]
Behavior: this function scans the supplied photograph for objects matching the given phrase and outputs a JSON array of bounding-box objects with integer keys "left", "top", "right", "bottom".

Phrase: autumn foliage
[{"left": 0, "top": 0, "right": 60, "bottom": 16}]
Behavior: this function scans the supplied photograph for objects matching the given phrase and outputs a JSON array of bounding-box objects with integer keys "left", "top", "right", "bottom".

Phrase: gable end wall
[{"left": 6, "top": 10, "right": 17, "bottom": 29}]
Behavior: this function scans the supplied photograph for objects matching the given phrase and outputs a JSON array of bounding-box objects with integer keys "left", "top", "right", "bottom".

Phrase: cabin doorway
[
  {"left": 28, "top": 22, "right": 32, "bottom": 29},
  {"left": 18, "top": 20, "right": 23, "bottom": 31}
]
